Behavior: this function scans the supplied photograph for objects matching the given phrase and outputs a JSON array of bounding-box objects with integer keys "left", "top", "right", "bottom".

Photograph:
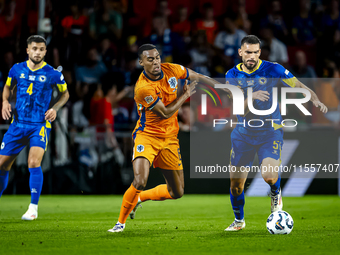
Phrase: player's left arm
[
  {"left": 45, "top": 90, "right": 70, "bottom": 122},
  {"left": 45, "top": 71, "right": 70, "bottom": 122},
  {"left": 294, "top": 79, "right": 328, "bottom": 113},
  {"left": 187, "top": 69, "right": 231, "bottom": 95}
]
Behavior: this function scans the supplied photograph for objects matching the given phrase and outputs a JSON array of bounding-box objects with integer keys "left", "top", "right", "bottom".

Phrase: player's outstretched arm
[
  {"left": 295, "top": 80, "right": 328, "bottom": 113},
  {"left": 45, "top": 90, "right": 70, "bottom": 122},
  {"left": 151, "top": 80, "right": 197, "bottom": 119},
  {"left": 2, "top": 85, "right": 11, "bottom": 120},
  {"left": 187, "top": 69, "right": 232, "bottom": 96}
]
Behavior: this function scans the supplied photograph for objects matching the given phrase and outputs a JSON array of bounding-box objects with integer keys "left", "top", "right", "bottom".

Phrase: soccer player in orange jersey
[{"left": 108, "top": 44, "right": 222, "bottom": 232}]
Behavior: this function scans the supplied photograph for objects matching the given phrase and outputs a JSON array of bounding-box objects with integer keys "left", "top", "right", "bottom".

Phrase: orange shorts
[{"left": 132, "top": 133, "right": 183, "bottom": 170}]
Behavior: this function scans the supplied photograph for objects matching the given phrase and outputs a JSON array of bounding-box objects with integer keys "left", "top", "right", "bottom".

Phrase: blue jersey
[
  {"left": 6, "top": 61, "right": 67, "bottom": 125},
  {"left": 225, "top": 59, "right": 297, "bottom": 135}
]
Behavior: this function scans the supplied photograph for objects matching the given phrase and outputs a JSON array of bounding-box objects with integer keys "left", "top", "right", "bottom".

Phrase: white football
[{"left": 266, "top": 210, "right": 294, "bottom": 235}]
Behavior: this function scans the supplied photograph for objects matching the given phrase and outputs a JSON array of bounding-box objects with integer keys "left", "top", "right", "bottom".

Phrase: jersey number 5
[{"left": 27, "top": 83, "right": 33, "bottom": 95}]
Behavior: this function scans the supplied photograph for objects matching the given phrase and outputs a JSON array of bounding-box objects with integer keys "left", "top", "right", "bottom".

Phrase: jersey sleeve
[
  {"left": 52, "top": 70, "right": 68, "bottom": 92},
  {"left": 170, "top": 64, "right": 189, "bottom": 80},
  {"left": 135, "top": 85, "right": 159, "bottom": 109},
  {"left": 225, "top": 69, "right": 238, "bottom": 86},
  {"left": 6, "top": 65, "right": 17, "bottom": 88},
  {"left": 273, "top": 63, "right": 298, "bottom": 88}
]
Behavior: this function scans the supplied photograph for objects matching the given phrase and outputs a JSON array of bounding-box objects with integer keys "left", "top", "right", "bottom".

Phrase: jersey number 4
[{"left": 26, "top": 83, "right": 33, "bottom": 95}]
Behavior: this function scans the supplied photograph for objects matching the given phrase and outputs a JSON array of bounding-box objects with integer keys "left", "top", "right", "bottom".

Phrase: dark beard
[
  {"left": 30, "top": 57, "right": 43, "bottom": 65},
  {"left": 243, "top": 60, "right": 258, "bottom": 71}
]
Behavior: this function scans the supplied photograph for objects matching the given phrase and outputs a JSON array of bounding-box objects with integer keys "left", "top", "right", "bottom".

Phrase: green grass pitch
[{"left": 0, "top": 195, "right": 339, "bottom": 255}]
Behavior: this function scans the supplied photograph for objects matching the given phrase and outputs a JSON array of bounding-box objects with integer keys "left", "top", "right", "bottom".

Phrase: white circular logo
[
  {"left": 136, "top": 144, "right": 144, "bottom": 153},
  {"left": 259, "top": 77, "right": 267, "bottom": 85},
  {"left": 1, "top": 142, "right": 5, "bottom": 150},
  {"left": 39, "top": 75, "right": 47, "bottom": 82}
]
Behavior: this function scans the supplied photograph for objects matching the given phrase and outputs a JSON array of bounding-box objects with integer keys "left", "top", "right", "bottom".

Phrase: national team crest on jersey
[
  {"left": 1, "top": 142, "right": 4, "bottom": 150},
  {"left": 137, "top": 144, "right": 144, "bottom": 153},
  {"left": 39, "top": 75, "right": 46, "bottom": 82},
  {"left": 168, "top": 77, "right": 177, "bottom": 89},
  {"left": 144, "top": 95, "right": 154, "bottom": 104},
  {"left": 247, "top": 80, "right": 254, "bottom": 86},
  {"left": 259, "top": 77, "right": 267, "bottom": 85}
]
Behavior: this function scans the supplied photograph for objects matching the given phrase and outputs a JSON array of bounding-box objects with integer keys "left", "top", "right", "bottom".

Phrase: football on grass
[{"left": 266, "top": 211, "right": 294, "bottom": 235}]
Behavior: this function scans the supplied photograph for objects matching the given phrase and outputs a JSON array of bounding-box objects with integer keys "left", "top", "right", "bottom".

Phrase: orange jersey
[{"left": 133, "top": 63, "right": 189, "bottom": 138}]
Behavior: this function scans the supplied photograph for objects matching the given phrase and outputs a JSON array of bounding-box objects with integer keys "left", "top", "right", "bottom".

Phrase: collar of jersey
[
  {"left": 26, "top": 61, "right": 47, "bottom": 71},
  {"left": 143, "top": 70, "right": 164, "bottom": 81},
  {"left": 236, "top": 59, "right": 262, "bottom": 74}
]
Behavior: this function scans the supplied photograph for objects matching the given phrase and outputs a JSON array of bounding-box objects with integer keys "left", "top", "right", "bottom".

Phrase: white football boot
[
  {"left": 21, "top": 204, "right": 38, "bottom": 220},
  {"left": 129, "top": 201, "right": 142, "bottom": 220},
  {"left": 224, "top": 219, "right": 246, "bottom": 231},
  {"left": 108, "top": 222, "right": 125, "bottom": 233},
  {"left": 271, "top": 188, "right": 283, "bottom": 213}
]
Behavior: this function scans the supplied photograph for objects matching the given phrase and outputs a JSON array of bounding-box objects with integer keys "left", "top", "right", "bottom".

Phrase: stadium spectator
[
  {"left": 292, "top": 0, "right": 316, "bottom": 45},
  {"left": 260, "top": 0, "right": 288, "bottom": 43},
  {"left": 291, "top": 50, "right": 317, "bottom": 78},
  {"left": 0, "top": 0, "right": 20, "bottom": 53},
  {"left": 189, "top": 31, "right": 212, "bottom": 76},
  {"left": 142, "top": 15, "right": 185, "bottom": 63},
  {"left": 259, "top": 27, "right": 288, "bottom": 65},
  {"left": 319, "top": 0, "right": 340, "bottom": 33},
  {"left": 194, "top": 2, "right": 218, "bottom": 44},
  {"left": 98, "top": 36, "right": 118, "bottom": 71},
  {"left": 172, "top": 6, "right": 191, "bottom": 43},
  {"left": 232, "top": 0, "right": 252, "bottom": 34},
  {"left": 75, "top": 47, "right": 107, "bottom": 97},
  {"left": 214, "top": 15, "right": 247, "bottom": 68},
  {"left": 89, "top": 0, "right": 123, "bottom": 40}
]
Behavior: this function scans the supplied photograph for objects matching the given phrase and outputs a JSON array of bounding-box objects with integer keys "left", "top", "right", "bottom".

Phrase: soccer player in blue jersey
[
  {"left": 224, "top": 35, "right": 327, "bottom": 231},
  {"left": 0, "top": 35, "right": 69, "bottom": 220}
]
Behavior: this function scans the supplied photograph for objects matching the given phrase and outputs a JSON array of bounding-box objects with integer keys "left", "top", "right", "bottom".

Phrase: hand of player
[
  {"left": 183, "top": 80, "right": 197, "bottom": 98},
  {"left": 312, "top": 100, "right": 328, "bottom": 113},
  {"left": 45, "top": 109, "right": 57, "bottom": 122},
  {"left": 252, "top": 90, "right": 270, "bottom": 101},
  {"left": 2, "top": 100, "right": 11, "bottom": 120}
]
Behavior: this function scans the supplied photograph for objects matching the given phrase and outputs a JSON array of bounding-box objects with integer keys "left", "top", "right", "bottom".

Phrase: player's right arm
[
  {"left": 2, "top": 85, "right": 11, "bottom": 120},
  {"left": 2, "top": 66, "right": 16, "bottom": 120},
  {"left": 152, "top": 80, "right": 197, "bottom": 119}
]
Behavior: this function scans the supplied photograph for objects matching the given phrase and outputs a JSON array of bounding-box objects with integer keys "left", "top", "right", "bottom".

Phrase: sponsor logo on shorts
[
  {"left": 144, "top": 95, "right": 154, "bottom": 104},
  {"left": 1, "top": 142, "right": 4, "bottom": 150},
  {"left": 137, "top": 144, "right": 144, "bottom": 153}
]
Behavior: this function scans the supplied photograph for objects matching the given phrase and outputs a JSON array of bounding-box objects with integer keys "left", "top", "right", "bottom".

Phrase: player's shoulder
[
  {"left": 135, "top": 72, "right": 155, "bottom": 93},
  {"left": 261, "top": 60, "right": 284, "bottom": 71},
  {"left": 161, "top": 62, "right": 186, "bottom": 74},
  {"left": 225, "top": 66, "right": 238, "bottom": 77},
  {"left": 10, "top": 61, "right": 26, "bottom": 72}
]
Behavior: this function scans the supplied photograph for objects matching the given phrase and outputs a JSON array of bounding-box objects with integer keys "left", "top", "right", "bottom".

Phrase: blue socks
[
  {"left": 29, "top": 167, "right": 43, "bottom": 205},
  {"left": 270, "top": 175, "right": 281, "bottom": 195},
  {"left": 0, "top": 170, "right": 9, "bottom": 196},
  {"left": 230, "top": 189, "right": 245, "bottom": 221}
]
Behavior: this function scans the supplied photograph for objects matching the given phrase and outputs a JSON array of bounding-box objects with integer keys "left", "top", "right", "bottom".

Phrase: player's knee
[
  {"left": 263, "top": 177, "right": 276, "bottom": 185},
  {"left": 132, "top": 178, "right": 147, "bottom": 190},
  {"left": 230, "top": 186, "right": 244, "bottom": 196},
  {"left": 28, "top": 158, "right": 41, "bottom": 168},
  {"left": 0, "top": 159, "right": 11, "bottom": 171},
  {"left": 169, "top": 186, "right": 184, "bottom": 199}
]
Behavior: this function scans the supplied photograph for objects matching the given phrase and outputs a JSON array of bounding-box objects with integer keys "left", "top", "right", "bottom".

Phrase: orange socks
[
  {"left": 139, "top": 184, "right": 173, "bottom": 202},
  {"left": 118, "top": 184, "right": 142, "bottom": 224}
]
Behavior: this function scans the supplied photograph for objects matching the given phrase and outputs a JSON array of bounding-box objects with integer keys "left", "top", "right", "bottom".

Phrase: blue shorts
[
  {"left": 230, "top": 128, "right": 283, "bottom": 167},
  {"left": 0, "top": 121, "right": 51, "bottom": 156}
]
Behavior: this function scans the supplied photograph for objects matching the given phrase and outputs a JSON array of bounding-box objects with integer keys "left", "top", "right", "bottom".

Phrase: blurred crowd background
[{"left": 0, "top": 0, "right": 339, "bottom": 194}]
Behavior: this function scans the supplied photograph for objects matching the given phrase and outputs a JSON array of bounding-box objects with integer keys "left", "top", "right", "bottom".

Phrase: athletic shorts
[
  {"left": 133, "top": 133, "right": 183, "bottom": 170},
  {"left": 230, "top": 128, "right": 283, "bottom": 167},
  {"left": 0, "top": 121, "right": 51, "bottom": 156}
]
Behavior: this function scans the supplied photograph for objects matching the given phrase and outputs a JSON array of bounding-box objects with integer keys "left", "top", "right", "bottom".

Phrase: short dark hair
[
  {"left": 27, "top": 35, "right": 47, "bottom": 46},
  {"left": 240, "top": 35, "right": 261, "bottom": 47},
  {"left": 138, "top": 44, "right": 156, "bottom": 59}
]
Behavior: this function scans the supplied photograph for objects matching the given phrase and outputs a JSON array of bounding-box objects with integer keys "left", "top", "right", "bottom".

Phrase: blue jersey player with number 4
[
  {"left": 0, "top": 35, "right": 69, "bottom": 220},
  {"left": 224, "top": 35, "right": 328, "bottom": 231}
]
